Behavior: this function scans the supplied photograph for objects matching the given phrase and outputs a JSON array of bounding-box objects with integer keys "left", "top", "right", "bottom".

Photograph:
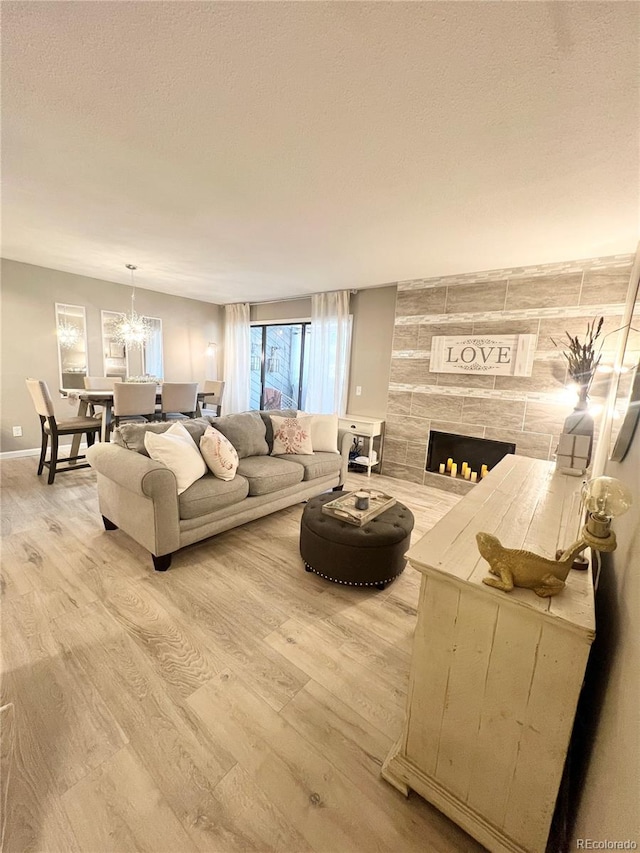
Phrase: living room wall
[
  {"left": 570, "top": 418, "right": 640, "bottom": 844},
  {"left": 0, "top": 259, "right": 223, "bottom": 453},
  {"left": 381, "top": 253, "right": 638, "bottom": 485},
  {"left": 250, "top": 286, "right": 396, "bottom": 419}
]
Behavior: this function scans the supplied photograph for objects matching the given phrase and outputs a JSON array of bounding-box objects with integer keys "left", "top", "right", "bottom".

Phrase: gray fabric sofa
[{"left": 86, "top": 409, "right": 351, "bottom": 571}]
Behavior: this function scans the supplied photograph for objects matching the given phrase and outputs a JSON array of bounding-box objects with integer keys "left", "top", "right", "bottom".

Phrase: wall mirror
[
  {"left": 101, "top": 310, "right": 164, "bottom": 380},
  {"left": 56, "top": 303, "right": 88, "bottom": 389},
  {"left": 610, "top": 360, "right": 640, "bottom": 462},
  {"left": 101, "top": 310, "right": 129, "bottom": 379},
  {"left": 142, "top": 317, "right": 164, "bottom": 380}
]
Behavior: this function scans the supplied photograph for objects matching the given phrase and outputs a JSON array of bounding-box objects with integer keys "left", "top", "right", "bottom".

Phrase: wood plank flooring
[{"left": 0, "top": 457, "right": 484, "bottom": 852}]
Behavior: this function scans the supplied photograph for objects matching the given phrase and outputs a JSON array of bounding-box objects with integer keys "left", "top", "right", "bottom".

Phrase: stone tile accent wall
[{"left": 382, "top": 254, "right": 637, "bottom": 486}]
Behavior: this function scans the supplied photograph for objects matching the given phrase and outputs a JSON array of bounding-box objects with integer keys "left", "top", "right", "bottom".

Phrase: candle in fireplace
[
  {"left": 481, "top": 464, "right": 489, "bottom": 478},
  {"left": 446, "top": 457, "right": 453, "bottom": 472},
  {"left": 439, "top": 463, "right": 445, "bottom": 474},
  {"left": 471, "top": 471, "right": 478, "bottom": 482},
  {"left": 450, "top": 463, "right": 457, "bottom": 477}
]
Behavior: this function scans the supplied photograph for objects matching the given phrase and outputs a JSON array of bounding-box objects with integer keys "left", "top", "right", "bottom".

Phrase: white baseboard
[{"left": 1, "top": 442, "right": 89, "bottom": 460}]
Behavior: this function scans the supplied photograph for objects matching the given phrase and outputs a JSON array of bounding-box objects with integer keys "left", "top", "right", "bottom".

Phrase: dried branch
[{"left": 550, "top": 316, "right": 605, "bottom": 394}]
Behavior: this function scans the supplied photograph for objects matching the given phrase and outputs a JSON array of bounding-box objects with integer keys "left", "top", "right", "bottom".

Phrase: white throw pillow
[
  {"left": 144, "top": 421, "right": 207, "bottom": 495},
  {"left": 271, "top": 415, "right": 314, "bottom": 455},
  {"left": 297, "top": 411, "right": 339, "bottom": 453},
  {"left": 200, "top": 426, "right": 239, "bottom": 481}
]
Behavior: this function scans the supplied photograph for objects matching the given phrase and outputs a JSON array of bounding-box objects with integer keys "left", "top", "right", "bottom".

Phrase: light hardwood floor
[{"left": 0, "top": 456, "right": 484, "bottom": 853}]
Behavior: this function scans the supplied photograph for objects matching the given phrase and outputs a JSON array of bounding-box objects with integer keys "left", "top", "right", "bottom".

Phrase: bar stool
[{"left": 26, "top": 378, "right": 101, "bottom": 484}]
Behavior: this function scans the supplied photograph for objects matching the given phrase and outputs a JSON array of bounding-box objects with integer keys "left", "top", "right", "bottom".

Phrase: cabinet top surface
[
  {"left": 408, "top": 454, "right": 595, "bottom": 633},
  {"left": 340, "top": 414, "right": 383, "bottom": 425}
]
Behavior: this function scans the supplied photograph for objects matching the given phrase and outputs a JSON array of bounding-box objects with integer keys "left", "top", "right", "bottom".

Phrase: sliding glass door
[{"left": 250, "top": 323, "right": 312, "bottom": 410}]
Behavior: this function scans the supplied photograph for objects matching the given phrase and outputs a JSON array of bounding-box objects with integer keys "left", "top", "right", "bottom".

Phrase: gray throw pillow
[
  {"left": 210, "top": 411, "right": 269, "bottom": 458},
  {"left": 114, "top": 417, "right": 212, "bottom": 456}
]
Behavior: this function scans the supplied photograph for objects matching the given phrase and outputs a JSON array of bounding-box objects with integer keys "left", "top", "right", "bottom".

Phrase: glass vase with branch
[{"left": 552, "top": 316, "right": 604, "bottom": 411}]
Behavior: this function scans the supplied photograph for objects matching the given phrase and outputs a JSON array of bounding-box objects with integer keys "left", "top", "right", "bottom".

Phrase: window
[{"left": 250, "top": 323, "right": 312, "bottom": 410}]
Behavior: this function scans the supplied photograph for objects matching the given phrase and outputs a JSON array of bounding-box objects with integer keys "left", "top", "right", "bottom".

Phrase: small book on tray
[{"left": 322, "top": 490, "right": 396, "bottom": 526}]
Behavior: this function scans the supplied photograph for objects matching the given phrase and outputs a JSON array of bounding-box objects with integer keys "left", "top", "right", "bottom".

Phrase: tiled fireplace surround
[{"left": 381, "top": 253, "right": 637, "bottom": 487}]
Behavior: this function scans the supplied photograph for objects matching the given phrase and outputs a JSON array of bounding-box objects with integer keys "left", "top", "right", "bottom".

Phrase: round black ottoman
[{"left": 300, "top": 491, "right": 414, "bottom": 589}]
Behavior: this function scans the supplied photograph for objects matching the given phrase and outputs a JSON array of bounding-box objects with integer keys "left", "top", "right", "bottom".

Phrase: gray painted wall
[
  {"left": 572, "top": 384, "right": 640, "bottom": 843},
  {"left": 347, "top": 286, "right": 396, "bottom": 418},
  {"left": 1, "top": 259, "right": 223, "bottom": 452},
  {"left": 249, "top": 287, "right": 396, "bottom": 418}
]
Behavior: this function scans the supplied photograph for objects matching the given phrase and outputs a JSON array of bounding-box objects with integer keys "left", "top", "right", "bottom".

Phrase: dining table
[{"left": 59, "top": 387, "right": 209, "bottom": 461}]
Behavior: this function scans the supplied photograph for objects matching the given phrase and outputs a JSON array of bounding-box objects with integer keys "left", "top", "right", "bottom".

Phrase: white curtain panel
[
  {"left": 305, "top": 290, "right": 351, "bottom": 415},
  {"left": 223, "top": 303, "right": 251, "bottom": 413}
]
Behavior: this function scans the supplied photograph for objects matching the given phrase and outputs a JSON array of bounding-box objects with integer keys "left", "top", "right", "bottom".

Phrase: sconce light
[
  {"left": 477, "top": 475, "right": 632, "bottom": 597},
  {"left": 205, "top": 342, "right": 217, "bottom": 358}
]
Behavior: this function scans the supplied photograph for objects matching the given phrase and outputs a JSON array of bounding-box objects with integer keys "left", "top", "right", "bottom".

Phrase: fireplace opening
[{"left": 426, "top": 431, "right": 516, "bottom": 479}]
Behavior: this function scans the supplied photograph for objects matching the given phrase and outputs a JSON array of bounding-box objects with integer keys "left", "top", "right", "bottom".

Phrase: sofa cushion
[
  {"left": 210, "top": 412, "right": 268, "bottom": 458},
  {"left": 200, "top": 426, "right": 239, "bottom": 481},
  {"left": 236, "top": 456, "right": 304, "bottom": 496},
  {"left": 144, "top": 421, "right": 207, "bottom": 495},
  {"left": 258, "top": 409, "right": 297, "bottom": 451},
  {"left": 270, "top": 415, "right": 314, "bottom": 455},
  {"left": 179, "top": 473, "right": 249, "bottom": 520},
  {"left": 273, "top": 451, "right": 342, "bottom": 482},
  {"left": 114, "top": 417, "right": 213, "bottom": 456}
]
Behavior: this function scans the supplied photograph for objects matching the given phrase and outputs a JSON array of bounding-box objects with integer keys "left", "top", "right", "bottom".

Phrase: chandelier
[
  {"left": 112, "top": 264, "right": 153, "bottom": 349},
  {"left": 57, "top": 320, "right": 81, "bottom": 349}
]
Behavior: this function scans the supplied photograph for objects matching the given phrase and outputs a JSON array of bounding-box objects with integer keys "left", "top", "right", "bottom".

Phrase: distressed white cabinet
[{"left": 382, "top": 455, "right": 595, "bottom": 853}]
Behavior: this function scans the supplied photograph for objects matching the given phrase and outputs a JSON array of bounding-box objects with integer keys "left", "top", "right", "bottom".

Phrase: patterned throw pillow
[
  {"left": 270, "top": 415, "right": 314, "bottom": 455},
  {"left": 200, "top": 426, "right": 239, "bottom": 481}
]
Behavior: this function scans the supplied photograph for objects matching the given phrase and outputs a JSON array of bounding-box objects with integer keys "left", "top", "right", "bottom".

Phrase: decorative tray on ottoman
[{"left": 321, "top": 490, "right": 396, "bottom": 526}]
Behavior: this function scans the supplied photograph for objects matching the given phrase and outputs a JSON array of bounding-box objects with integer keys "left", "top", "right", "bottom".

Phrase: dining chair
[
  {"left": 112, "top": 382, "right": 157, "bottom": 427},
  {"left": 83, "top": 376, "right": 122, "bottom": 417},
  {"left": 160, "top": 382, "right": 199, "bottom": 420},
  {"left": 25, "top": 378, "right": 101, "bottom": 484},
  {"left": 83, "top": 376, "right": 123, "bottom": 390},
  {"left": 201, "top": 380, "right": 225, "bottom": 417}
]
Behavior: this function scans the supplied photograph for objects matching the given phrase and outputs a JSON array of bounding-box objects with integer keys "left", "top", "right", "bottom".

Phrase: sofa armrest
[
  {"left": 87, "top": 443, "right": 176, "bottom": 499},
  {"left": 86, "top": 443, "right": 180, "bottom": 557},
  {"left": 338, "top": 428, "right": 352, "bottom": 485}
]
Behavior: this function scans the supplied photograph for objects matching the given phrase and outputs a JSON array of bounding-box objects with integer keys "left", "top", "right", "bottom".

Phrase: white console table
[
  {"left": 382, "top": 455, "right": 595, "bottom": 853},
  {"left": 339, "top": 415, "right": 384, "bottom": 477}
]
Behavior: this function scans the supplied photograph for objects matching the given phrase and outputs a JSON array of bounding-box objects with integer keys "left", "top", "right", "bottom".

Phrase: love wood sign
[{"left": 430, "top": 334, "right": 537, "bottom": 376}]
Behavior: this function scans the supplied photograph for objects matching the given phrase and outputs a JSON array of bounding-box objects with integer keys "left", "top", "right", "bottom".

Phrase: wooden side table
[
  {"left": 382, "top": 455, "right": 595, "bottom": 853},
  {"left": 339, "top": 415, "right": 384, "bottom": 477}
]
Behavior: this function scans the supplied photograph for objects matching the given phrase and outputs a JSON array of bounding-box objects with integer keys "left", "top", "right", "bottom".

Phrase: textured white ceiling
[{"left": 2, "top": 2, "right": 638, "bottom": 304}]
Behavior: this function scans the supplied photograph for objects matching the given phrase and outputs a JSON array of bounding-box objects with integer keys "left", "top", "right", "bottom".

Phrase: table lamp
[{"left": 579, "top": 476, "right": 633, "bottom": 549}]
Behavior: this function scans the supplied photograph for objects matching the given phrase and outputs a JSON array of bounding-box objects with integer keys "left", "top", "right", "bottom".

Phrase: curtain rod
[{"left": 250, "top": 289, "right": 358, "bottom": 306}]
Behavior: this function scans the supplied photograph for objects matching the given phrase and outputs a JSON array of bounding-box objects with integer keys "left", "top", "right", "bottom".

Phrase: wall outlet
[
  {"left": 12, "top": 426, "right": 22, "bottom": 437},
  {"left": 355, "top": 385, "right": 362, "bottom": 396}
]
